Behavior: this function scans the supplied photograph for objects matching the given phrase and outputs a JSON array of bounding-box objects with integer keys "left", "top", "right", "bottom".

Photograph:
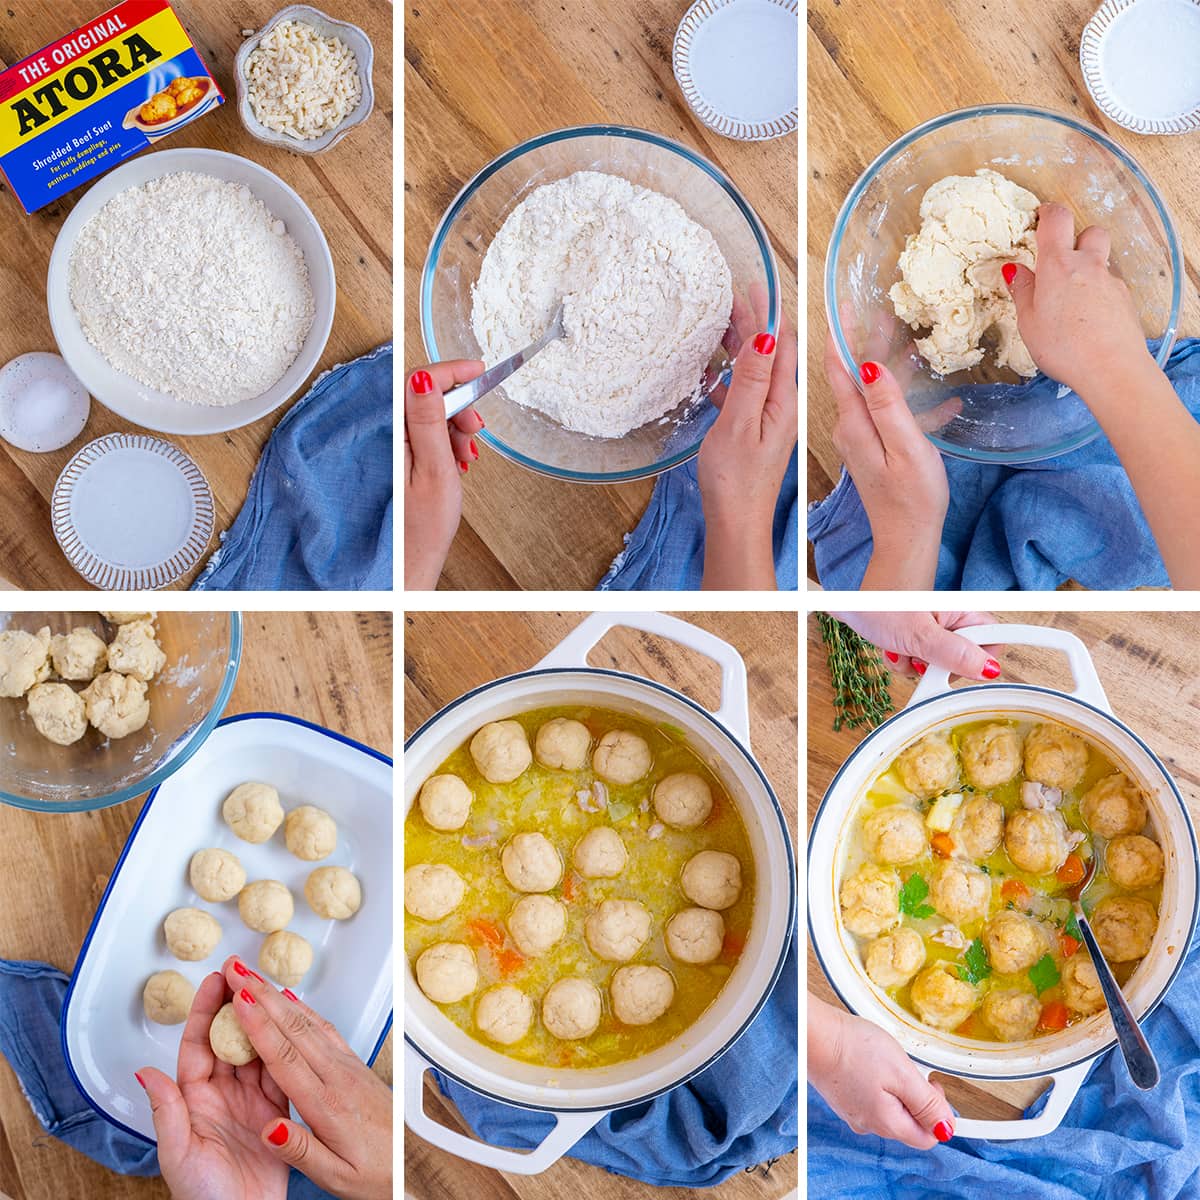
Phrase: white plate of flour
[{"left": 62, "top": 713, "right": 392, "bottom": 1144}]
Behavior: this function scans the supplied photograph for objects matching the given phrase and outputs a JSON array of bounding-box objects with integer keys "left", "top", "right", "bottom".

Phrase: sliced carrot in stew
[
  {"left": 1001, "top": 879, "right": 1031, "bottom": 904},
  {"left": 1060, "top": 933, "right": 1081, "bottom": 958},
  {"left": 930, "top": 833, "right": 955, "bottom": 858},
  {"left": 722, "top": 931, "right": 746, "bottom": 959},
  {"left": 1038, "top": 1000, "right": 1069, "bottom": 1032},
  {"left": 1057, "top": 854, "right": 1086, "bottom": 886},
  {"left": 562, "top": 874, "right": 577, "bottom": 901},
  {"left": 468, "top": 918, "right": 505, "bottom": 950},
  {"left": 496, "top": 947, "right": 526, "bottom": 976}
]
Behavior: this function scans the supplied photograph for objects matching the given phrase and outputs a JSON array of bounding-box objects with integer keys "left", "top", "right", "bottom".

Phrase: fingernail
[
  {"left": 283, "top": 989, "right": 299, "bottom": 1002},
  {"left": 859, "top": 361, "right": 881, "bottom": 385},
  {"left": 470, "top": 439, "right": 479, "bottom": 460},
  {"left": 459, "top": 461, "right": 469, "bottom": 473},
  {"left": 883, "top": 651, "right": 899, "bottom": 663},
  {"left": 135, "top": 1072, "right": 146, "bottom": 1089},
  {"left": 933, "top": 1120, "right": 953, "bottom": 1142},
  {"left": 233, "top": 961, "right": 263, "bottom": 983},
  {"left": 912, "top": 659, "right": 927, "bottom": 676},
  {"left": 1002, "top": 263, "right": 1017, "bottom": 286},
  {"left": 411, "top": 370, "right": 434, "bottom": 395},
  {"left": 982, "top": 658, "right": 1002, "bottom": 679},
  {"left": 240, "top": 988, "right": 256, "bottom": 1006},
  {"left": 268, "top": 1122, "right": 289, "bottom": 1147},
  {"left": 753, "top": 332, "right": 776, "bottom": 356},
  {"left": 473, "top": 409, "right": 485, "bottom": 427}
]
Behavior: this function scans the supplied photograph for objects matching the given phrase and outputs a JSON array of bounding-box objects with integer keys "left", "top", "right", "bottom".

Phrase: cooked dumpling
[
  {"left": 839, "top": 865, "right": 900, "bottom": 937},
  {"left": 929, "top": 860, "right": 990, "bottom": 924},
  {"left": 1004, "top": 809, "right": 1070, "bottom": 876},
  {"left": 895, "top": 734, "right": 959, "bottom": 799},
  {"left": 960, "top": 724, "right": 1023, "bottom": 789},
  {"left": 953, "top": 796, "right": 1004, "bottom": 860},
  {"left": 864, "top": 926, "right": 926, "bottom": 989},
  {"left": 1081, "top": 773, "right": 1148, "bottom": 839},
  {"left": 982, "top": 988, "right": 1040, "bottom": 1041},
  {"left": 863, "top": 805, "right": 927, "bottom": 866},
  {"left": 1092, "top": 896, "right": 1157, "bottom": 963},
  {"left": 1023, "top": 723, "right": 1089, "bottom": 790},
  {"left": 910, "top": 962, "right": 979, "bottom": 1030},
  {"left": 1105, "top": 834, "right": 1164, "bottom": 890},
  {"left": 983, "top": 911, "right": 1050, "bottom": 975}
]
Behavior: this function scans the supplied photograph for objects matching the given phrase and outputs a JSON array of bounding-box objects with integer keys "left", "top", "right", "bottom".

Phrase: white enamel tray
[{"left": 62, "top": 713, "right": 393, "bottom": 1144}]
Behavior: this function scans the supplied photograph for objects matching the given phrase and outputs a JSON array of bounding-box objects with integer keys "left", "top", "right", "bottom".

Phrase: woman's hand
[
  {"left": 832, "top": 612, "right": 1002, "bottom": 680},
  {"left": 138, "top": 971, "right": 289, "bottom": 1200},
  {"left": 404, "top": 362, "right": 486, "bottom": 589}
]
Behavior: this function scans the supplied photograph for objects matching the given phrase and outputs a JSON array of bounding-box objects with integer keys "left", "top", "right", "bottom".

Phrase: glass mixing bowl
[
  {"left": 0, "top": 612, "right": 241, "bottom": 813},
  {"left": 421, "top": 125, "right": 781, "bottom": 483},
  {"left": 826, "top": 105, "right": 1182, "bottom": 464}
]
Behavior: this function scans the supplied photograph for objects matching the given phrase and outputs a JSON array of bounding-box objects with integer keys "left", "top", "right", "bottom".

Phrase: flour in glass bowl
[{"left": 470, "top": 171, "right": 733, "bottom": 439}]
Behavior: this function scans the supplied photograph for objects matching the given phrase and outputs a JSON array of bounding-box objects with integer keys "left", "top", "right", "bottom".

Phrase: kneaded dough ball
[
  {"left": 82, "top": 671, "right": 149, "bottom": 739},
  {"left": 259, "top": 930, "right": 314, "bottom": 987},
  {"left": 572, "top": 827, "right": 627, "bottom": 878},
  {"left": 306, "top": 866, "right": 363, "bottom": 919},
  {"left": 863, "top": 805, "right": 927, "bottom": 866},
  {"left": 960, "top": 724, "right": 1023, "bottom": 789},
  {"left": 27, "top": 683, "right": 86, "bottom": 745},
  {"left": 475, "top": 984, "right": 534, "bottom": 1045},
  {"left": 982, "top": 988, "right": 1040, "bottom": 1042},
  {"left": 681, "top": 850, "right": 742, "bottom": 910},
  {"left": 864, "top": 926, "right": 926, "bottom": 989},
  {"left": 1106, "top": 834, "right": 1164, "bottom": 890},
  {"left": 665, "top": 907, "right": 725, "bottom": 964},
  {"left": 0, "top": 626, "right": 50, "bottom": 698},
  {"left": 542, "top": 977, "right": 602, "bottom": 1039},
  {"left": 930, "top": 860, "right": 990, "bottom": 924},
  {"left": 222, "top": 782, "right": 284, "bottom": 844},
  {"left": 535, "top": 718, "right": 590, "bottom": 770},
  {"left": 983, "top": 910, "right": 1050, "bottom": 975},
  {"left": 895, "top": 734, "right": 958, "bottom": 799},
  {"left": 106, "top": 619, "right": 166, "bottom": 682},
  {"left": 593, "top": 729, "right": 652, "bottom": 785},
  {"left": 189, "top": 848, "right": 246, "bottom": 903},
  {"left": 470, "top": 720, "right": 532, "bottom": 783},
  {"left": 611, "top": 964, "right": 675, "bottom": 1025},
  {"left": 50, "top": 627, "right": 107, "bottom": 681},
  {"left": 1092, "top": 896, "right": 1158, "bottom": 963},
  {"left": 839, "top": 865, "right": 900, "bottom": 937},
  {"left": 405, "top": 864, "right": 464, "bottom": 921},
  {"left": 416, "top": 942, "right": 478, "bottom": 1004},
  {"left": 1062, "top": 954, "right": 1105, "bottom": 1015},
  {"left": 143, "top": 970, "right": 195, "bottom": 1025},
  {"left": 1004, "top": 809, "right": 1070, "bottom": 876},
  {"left": 585, "top": 898, "right": 651, "bottom": 961},
  {"left": 418, "top": 774, "right": 472, "bottom": 831},
  {"left": 1023, "top": 723, "right": 1089, "bottom": 790},
  {"left": 507, "top": 894, "right": 566, "bottom": 956},
  {"left": 1081, "top": 773, "right": 1148, "bottom": 840},
  {"left": 501, "top": 832, "right": 562, "bottom": 892},
  {"left": 164, "top": 907, "right": 222, "bottom": 961},
  {"left": 210, "top": 1002, "right": 257, "bottom": 1065},
  {"left": 910, "top": 962, "right": 979, "bottom": 1030},
  {"left": 238, "top": 880, "right": 294, "bottom": 933},
  {"left": 101, "top": 611, "right": 155, "bottom": 625},
  {"left": 285, "top": 805, "right": 337, "bottom": 861},
  {"left": 954, "top": 796, "right": 1005, "bottom": 860},
  {"left": 653, "top": 773, "right": 713, "bottom": 829}
]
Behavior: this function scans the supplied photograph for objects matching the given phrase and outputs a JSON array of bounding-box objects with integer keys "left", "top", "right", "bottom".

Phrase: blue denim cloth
[
  {"left": 808, "top": 340, "right": 1200, "bottom": 591},
  {"left": 436, "top": 937, "right": 798, "bottom": 1189},
  {"left": 0, "top": 958, "right": 332, "bottom": 1198},
  {"left": 808, "top": 931, "right": 1200, "bottom": 1199},
  {"left": 599, "top": 448, "right": 799, "bottom": 590},
  {"left": 192, "top": 344, "right": 393, "bottom": 592}
]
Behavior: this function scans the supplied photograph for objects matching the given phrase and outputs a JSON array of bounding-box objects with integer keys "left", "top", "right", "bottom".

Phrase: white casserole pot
[
  {"left": 810, "top": 624, "right": 1198, "bottom": 1140},
  {"left": 405, "top": 612, "right": 796, "bottom": 1173}
]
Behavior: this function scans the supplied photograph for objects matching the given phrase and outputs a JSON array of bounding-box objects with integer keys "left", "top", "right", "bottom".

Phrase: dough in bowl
[
  {"left": 259, "top": 930, "right": 314, "bottom": 987},
  {"left": 285, "top": 805, "right": 338, "bottom": 861},
  {"left": 189, "top": 848, "right": 247, "bottom": 903},
  {"left": 26, "top": 682, "right": 87, "bottom": 745},
  {"left": 49, "top": 627, "right": 107, "bottom": 681},
  {"left": 222, "top": 782, "right": 284, "bottom": 844},
  {"left": 210, "top": 1002, "right": 257, "bottom": 1065},
  {"left": 238, "top": 880, "right": 294, "bottom": 933},
  {"left": 81, "top": 671, "right": 149, "bottom": 739},
  {"left": 143, "top": 969, "right": 195, "bottom": 1024},
  {"left": 306, "top": 866, "right": 363, "bottom": 919},
  {"left": 106, "top": 619, "right": 166, "bottom": 682},
  {"left": 164, "top": 907, "right": 222, "bottom": 961},
  {"left": 0, "top": 626, "right": 51, "bottom": 697}
]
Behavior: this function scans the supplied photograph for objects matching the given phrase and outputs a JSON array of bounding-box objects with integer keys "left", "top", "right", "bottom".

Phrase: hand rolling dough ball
[
  {"left": 222, "top": 782, "right": 284, "bottom": 844},
  {"left": 210, "top": 1002, "right": 257, "bottom": 1065},
  {"left": 189, "top": 848, "right": 246, "bottom": 903},
  {"left": 1023, "top": 722, "right": 1089, "bottom": 790},
  {"left": 507, "top": 894, "right": 567, "bottom": 956},
  {"left": 862, "top": 805, "right": 927, "bottom": 866},
  {"left": 1062, "top": 955, "right": 1105, "bottom": 1015},
  {"left": 501, "top": 832, "right": 562, "bottom": 892},
  {"left": 143, "top": 970, "right": 195, "bottom": 1025},
  {"left": 0, "top": 626, "right": 50, "bottom": 697},
  {"left": 285, "top": 805, "right": 337, "bottom": 861},
  {"left": 1081, "top": 773, "right": 1148, "bottom": 839},
  {"left": 864, "top": 926, "right": 926, "bottom": 989},
  {"left": 1004, "top": 809, "right": 1070, "bottom": 875},
  {"left": 542, "top": 977, "right": 602, "bottom": 1039},
  {"left": 572, "top": 827, "right": 627, "bottom": 878},
  {"left": 981, "top": 988, "right": 1040, "bottom": 1042},
  {"left": 101, "top": 611, "right": 155, "bottom": 624},
  {"left": 584, "top": 898, "right": 651, "bottom": 961},
  {"left": 839, "top": 865, "right": 900, "bottom": 936},
  {"left": 1092, "top": 896, "right": 1158, "bottom": 963},
  {"left": 26, "top": 683, "right": 87, "bottom": 745},
  {"left": 982, "top": 910, "right": 1050, "bottom": 975},
  {"left": 1106, "top": 834, "right": 1164, "bottom": 890},
  {"left": 953, "top": 796, "right": 1005, "bottom": 860},
  {"left": 475, "top": 984, "right": 534, "bottom": 1045},
  {"left": 238, "top": 880, "right": 294, "bottom": 933},
  {"left": 681, "top": 850, "right": 742, "bottom": 910},
  {"left": 49, "top": 627, "right": 107, "bottom": 681},
  {"left": 665, "top": 906, "right": 725, "bottom": 964},
  {"left": 405, "top": 864, "right": 463, "bottom": 922},
  {"left": 164, "top": 907, "right": 222, "bottom": 961},
  {"left": 470, "top": 721, "right": 532, "bottom": 783},
  {"left": 593, "top": 730, "right": 652, "bottom": 785},
  {"left": 929, "top": 860, "right": 991, "bottom": 924},
  {"left": 910, "top": 962, "right": 979, "bottom": 1030},
  {"left": 960, "top": 723, "right": 1023, "bottom": 789},
  {"left": 895, "top": 734, "right": 958, "bottom": 799},
  {"left": 81, "top": 671, "right": 149, "bottom": 739},
  {"left": 653, "top": 773, "right": 712, "bottom": 829},
  {"left": 611, "top": 964, "right": 675, "bottom": 1025},
  {"left": 106, "top": 619, "right": 166, "bottom": 682},
  {"left": 306, "top": 866, "right": 363, "bottom": 919},
  {"left": 418, "top": 774, "right": 472, "bottom": 831},
  {"left": 535, "top": 718, "right": 590, "bottom": 770},
  {"left": 415, "top": 942, "right": 478, "bottom": 1004},
  {"left": 259, "top": 930, "right": 314, "bottom": 988}
]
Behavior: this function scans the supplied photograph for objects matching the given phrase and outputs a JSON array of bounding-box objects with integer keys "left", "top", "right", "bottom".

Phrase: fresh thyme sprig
[{"left": 817, "top": 614, "right": 895, "bottom": 732}]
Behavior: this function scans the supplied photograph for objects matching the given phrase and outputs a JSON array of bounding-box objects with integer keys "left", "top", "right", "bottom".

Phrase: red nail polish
[
  {"left": 233, "top": 961, "right": 264, "bottom": 983},
  {"left": 470, "top": 439, "right": 479, "bottom": 460},
  {"left": 982, "top": 659, "right": 1002, "bottom": 679},
  {"left": 912, "top": 659, "right": 927, "bottom": 675},
  {"left": 859, "top": 361, "right": 881, "bottom": 385},
  {"left": 411, "top": 370, "right": 434, "bottom": 395},
  {"left": 240, "top": 988, "right": 256, "bottom": 1006},
  {"left": 459, "top": 461, "right": 469, "bottom": 473},
  {"left": 135, "top": 1072, "right": 146, "bottom": 1089},
  {"left": 753, "top": 332, "right": 776, "bottom": 356},
  {"left": 268, "top": 1122, "right": 289, "bottom": 1147},
  {"left": 1002, "top": 263, "right": 1017, "bottom": 286},
  {"left": 283, "top": 989, "right": 299, "bottom": 1002},
  {"left": 473, "top": 410, "right": 485, "bottom": 427},
  {"left": 933, "top": 1120, "right": 953, "bottom": 1142},
  {"left": 883, "top": 651, "right": 899, "bottom": 663}
]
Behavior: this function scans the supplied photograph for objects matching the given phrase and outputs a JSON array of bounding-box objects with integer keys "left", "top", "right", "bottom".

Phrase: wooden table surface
[
  {"left": 0, "top": 611, "right": 393, "bottom": 1200},
  {"left": 405, "top": 0, "right": 799, "bottom": 590},
  {"left": 807, "top": 610, "right": 1200, "bottom": 1128},
  {"left": 0, "top": 0, "right": 393, "bottom": 590},
  {"left": 404, "top": 610, "right": 799, "bottom": 1199}
]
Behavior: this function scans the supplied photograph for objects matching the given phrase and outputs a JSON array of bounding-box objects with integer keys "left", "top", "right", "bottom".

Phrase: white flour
[
  {"left": 471, "top": 171, "right": 732, "bottom": 438},
  {"left": 69, "top": 172, "right": 315, "bottom": 406}
]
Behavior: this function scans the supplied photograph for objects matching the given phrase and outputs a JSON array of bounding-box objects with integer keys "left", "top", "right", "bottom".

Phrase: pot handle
[
  {"left": 906, "top": 624, "right": 1111, "bottom": 715},
  {"left": 535, "top": 612, "right": 752, "bottom": 745},
  {"left": 404, "top": 1044, "right": 606, "bottom": 1174}
]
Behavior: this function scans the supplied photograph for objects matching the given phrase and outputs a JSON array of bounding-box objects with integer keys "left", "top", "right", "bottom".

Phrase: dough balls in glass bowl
[
  {"left": 223, "top": 782, "right": 285, "bottom": 844},
  {"left": 106, "top": 619, "right": 166, "bottom": 682},
  {"left": 82, "top": 671, "right": 149, "bottom": 739},
  {"left": 0, "top": 626, "right": 50, "bottom": 697},
  {"left": 238, "top": 880, "right": 294, "bottom": 933},
  {"left": 49, "top": 627, "right": 107, "bottom": 681},
  {"left": 470, "top": 720, "right": 532, "bottom": 783},
  {"left": 306, "top": 865, "right": 363, "bottom": 919},
  {"left": 535, "top": 717, "right": 590, "bottom": 770},
  {"left": 260, "top": 930, "right": 314, "bottom": 988},
  {"left": 143, "top": 969, "right": 195, "bottom": 1024},
  {"left": 210, "top": 1002, "right": 257, "bottom": 1065},
  {"left": 285, "top": 804, "right": 338, "bottom": 861},
  {"left": 189, "top": 848, "right": 246, "bottom": 903},
  {"left": 164, "top": 907, "right": 222, "bottom": 961},
  {"left": 27, "top": 683, "right": 87, "bottom": 745}
]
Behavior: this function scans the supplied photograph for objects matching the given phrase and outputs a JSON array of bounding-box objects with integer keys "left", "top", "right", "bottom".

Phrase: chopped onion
[
  {"left": 647, "top": 822, "right": 665, "bottom": 840},
  {"left": 461, "top": 832, "right": 494, "bottom": 849}
]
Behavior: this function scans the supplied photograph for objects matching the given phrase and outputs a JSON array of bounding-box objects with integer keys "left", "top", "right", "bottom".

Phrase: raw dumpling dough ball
[
  {"left": 665, "top": 907, "right": 725, "bottom": 964},
  {"left": 572, "top": 827, "right": 627, "bottom": 878},
  {"left": 960, "top": 724, "right": 1023, "bottom": 789},
  {"left": 895, "top": 734, "right": 958, "bottom": 799},
  {"left": 416, "top": 942, "right": 478, "bottom": 1004},
  {"left": 475, "top": 984, "right": 534, "bottom": 1045},
  {"left": 1092, "top": 896, "right": 1158, "bottom": 962},
  {"left": 864, "top": 926, "right": 926, "bottom": 988},
  {"left": 418, "top": 774, "right": 472, "bottom": 831},
  {"left": 285, "top": 805, "right": 337, "bottom": 861},
  {"left": 653, "top": 773, "right": 712, "bottom": 829},
  {"left": 82, "top": 671, "right": 149, "bottom": 739},
  {"left": 259, "top": 930, "right": 314, "bottom": 987},
  {"left": 542, "top": 977, "right": 602, "bottom": 1039},
  {"left": 507, "top": 894, "right": 566, "bottom": 956},
  {"left": 593, "top": 730, "right": 652, "bottom": 785},
  {"left": 164, "top": 907, "right": 222, "bottom": 961},
  {"left": 189, "top": 848, "right": 246, "bottom": 903},
  {"left": 535, "top": 718, "right": 590, "bottom": 770},
  {"left": 910, "top": 962, "right": 979, "bottom": 1030},
  {"left": 929, "top": 860, "right": 990, "bottom": 924},
  {"left": 1004, "top": 809, "right": 1070, "bottom": 875},
  {"left": 501, "top": 832, "right": 562, "bottom": 892},
  {"left": 470, "top": 720, "right": 532, "bottom": 783},
  {"left": 101, "top": 611, "right": 155, "bottom": 624},
  {"left": 106, "top": 619, "right": 166, "bottom": 682},
  {"left": 50, "top": 627, "right": 107, "bottom": 681},
  {"left": 238, "top": 880, "right": 294, "bottom": 933},
  {"left": 1023, "top": 723, "right": 1089, "bottom": 790},
  {"left": 839, "top": 865, "right": 900, "bottom": 936},
  {"left": 210, "top": 1002, "right": 257, "bottom": 1065},
  {"left": 982, "top": 989, "right": 1040, "bottom": 1041},
  {"left": 611, "top": 964, "right": 675, "bottom": 1025},
  {"left": 585, "top": 898, "right": 651, "bottom": 961},
  {"left": 863, "top": 805, "right": 927, "bottom": 865},
  {"left": 405, "top": 864, "right": 463, "bottom": 921},
  {"left": 1081, "top": 773, "right": 1148, "bottom": 839},
  {"left": 681, "top": 850, "right": 742, "bottom": 910},
  {"left": 0, "top": 626, "right": 50, "bottom": 697},
  {"left": 27, "top": 683, "right": 86, "bottom": 745},
  {"left": 306, "top": 866, "right": 363, "bottom": 919},
  {"left": 953, "top": 796, "right": 1005, "bottom": 860},
  {"left": 1106, "top": 834, "right": 1164, "bottom": 890},
  {"left": 983, "top": 910, "right": 1050, "bottom": 975},
  {"left": 223, "top": 782, "right": 284, "bottom": 844},
  {"left": 143, "top": 970, "right": 195, "bottom": 1025},
  {"left": 1062, "top": 955, "right": 1105, "bottom": 1015}
]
